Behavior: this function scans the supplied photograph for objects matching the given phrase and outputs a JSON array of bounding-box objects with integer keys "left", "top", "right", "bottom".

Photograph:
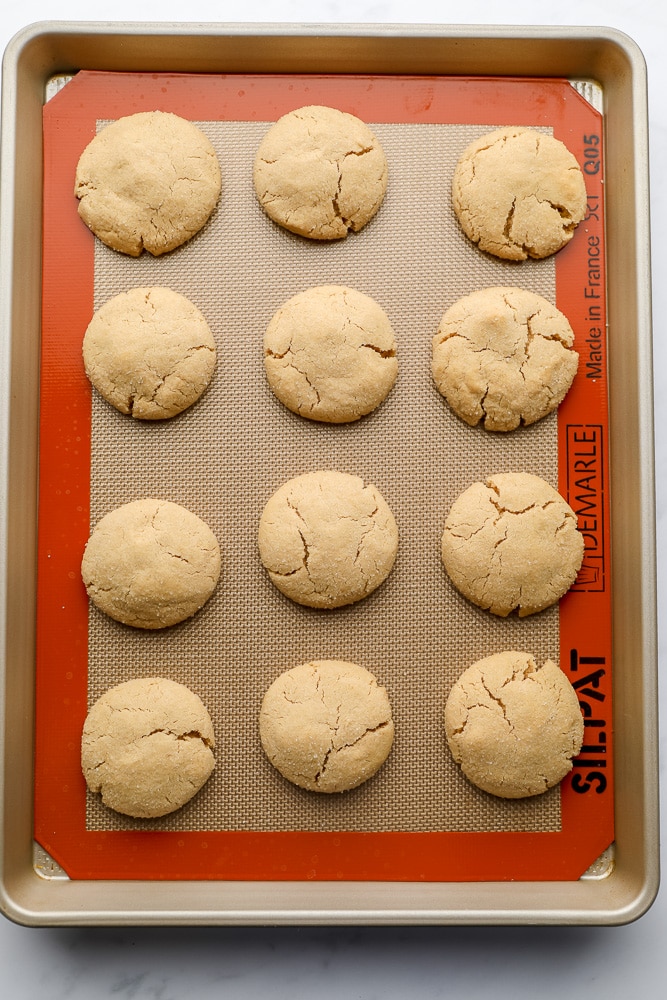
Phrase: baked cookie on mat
[
  {"left": 81, "top": 677, "right": 216, "bottom": 818},
  {"left": 444, "top": 651, "right": 584, "bottom": 798},
  {"left": 264, "top": 284, "right": 398, "bottom": 423},
  {"left": 431, "top": 286, "right": 579, "bottom": 431},
  {"left": 441, "top": 472, "right": 584, "bottom": 617},
  {"left": 81, "top": 498, "right": 221, "bottom": 628},
  {"left": 74, "top": 110, "right": 221, "bottom": 256},
  {"left": 253, "top": 105, "right": 388, "bottom": 239},
  {"left": 452, "top": 127, "right": 587, "bottom": 260},
  {"left": 258, "top": 470, "right": 398, "bottom": 608},
  {"left": 83, "top": 286, "right": 216, "bottom": 419},
  {"left": 259, "top": 659, "right": 394, "bottom": 793}
]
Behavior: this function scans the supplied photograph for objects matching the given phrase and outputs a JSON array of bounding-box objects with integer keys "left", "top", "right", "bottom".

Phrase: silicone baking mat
[{"left": 35, "top": 71, "right": 612, "bottom": 881}]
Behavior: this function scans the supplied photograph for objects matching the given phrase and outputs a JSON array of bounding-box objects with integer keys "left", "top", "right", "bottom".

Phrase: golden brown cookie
[
  {"left": 81, "top": 499, "right": 221, "bottom": 628},
  {"left": 264, "top": 285, "right": 398, "bottom": 423},
  {"left": 74, "top": 111, "right": 221, "bottom": 256},
  {"left": 81, "top": 677, "right": 216, "bottom": 818},
  {"left": 444, "top": 651, "right": 584, "bottom": 798},
  {"left": 253, "top": 105, "right": 388, "bottom": 239},
  {"left": 259, "top": 660, "right": 394, "bottom": 792},
  {"left": 452, "top": 127, "right": 587, "bottom": 260},
  {"left": 431, "top": 286, "right": 579, "bottom": 431},
  {"left": 441, "top": 472, "right": 584, "bottom": 617},
  {"left": 83, "top": 286, "right": 216, "bottom": 419},
  {"left": 258, "top": 470, "right": 398, "bottom": 608}
]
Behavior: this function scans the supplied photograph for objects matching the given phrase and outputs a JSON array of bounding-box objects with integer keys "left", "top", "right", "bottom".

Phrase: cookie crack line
[
  {"left": 488, "top": 494, "right": 574, "bottom": 543},
  {"left": 555, "top": 512, "right": 576, "bottom": 536},
  {"left": 343, "top": 145, "right": 374, "bottom": 159},
  {"left": 449, "top": 698, "right": 491, "bottom": 737},
  {"left": 158, "top": 541, "right": 196, "bottom": 568},
  {"left": 543, "top": 196, "right": 578, "bottom": 225},
  {"left": 284, "top": 498, "right": 316, "bottom": 567},
  {"left": 361, "top": 342, "right": 396, "bottom": 358},
  {"left": 352, "top": 521, "right": 382, "bottom": 585},
  {"left": 444, "top": 518, "right": 488, "bottom": 542},
  {"left": 298, "top": 369, "right": 322, "bottom": 410},
  {"left": 478, "top": 675, "right": 515, "bottom": 732},
  {"left": 265, "top": 346, "right": 289, "bottom": 360},
  {"left": 331, "top": 162, "right": 346, "bottom": 227},
  {"left": 503, "top": 197, "right": 517, "bottom": 243},
  {"left": 315, "top": 672, "right": 328, "bottom": 706},
  {"left": 487, "top": 481, "right": 550, "bottom": 517},
  {"left": 314, "top": 719, "right": 392, "bottom": 785},
  {"left": 143, "top": 345, "right": 214, "bottom": 408},
  {"left": 489, "top": 524, "right": 509, "bottom": 555},
  {"left": 488, "top": 494, "right": 537, "bottom": 518},
  {"left": 479, "top": 381, "right": 491, "bottom": 417},
  {"left": 140, "top": 726, "right": 213, "bottom": 747},
  {"left": 146, "top": 505, "right": 214, "bottom": 565},
  {"left": 314, "top": 747, "right": 334, "bottom": 785},
  {"left": 296, "top": 527, "right": 311, "bottom": 574}
]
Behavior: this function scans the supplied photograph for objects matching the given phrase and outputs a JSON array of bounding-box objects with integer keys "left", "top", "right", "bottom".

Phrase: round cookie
[
  {"left": 258, "top": 470, "right": 398, "bottom": 609},
  {"left": 253, "top": 105, "right": 388, "bottom": 240},
  {"left": 452, "top": 127, "right": 587, "bottom": 260},
  {"left": 431, "top": 286, "right": 579, "bottom": 431},
  {"left": 81, "top": 498, "right": 221, "bottom": 628},
  {"left": 81, "top": 677, "right": 216, "bottom": 818},
  {"left": 259, "top": 660, "right": 394, "bottom": 792},
  {"left": 264, "top": 285, "right": 398, "bottom": 423},
  {"left": 441, "top": 472, "right": 584, "bottom": 617},
  {"left": 444, "top": 651, "right": 584, "bottom": 798},
  {"left": 83, "top": 286, "right": 216, "bottom": 419},
  {"left": 74, "top": 110, "right": 221, "bottom": 256}
]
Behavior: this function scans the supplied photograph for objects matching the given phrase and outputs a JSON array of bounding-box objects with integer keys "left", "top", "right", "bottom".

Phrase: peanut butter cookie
[
  {"left": 258, "top": 470, "right": 398, "bottom": 608},
  {"left": 264, "top": 285, "right": 398, "bottom": 422},
  {"left": 441, "top": 472, "right": 584, "bottom": 616},
  {"left": 260, "top": 660, "right": 394, "bottom": 792},
  {"left": 75, "top": 110, "right": 221, "bottom": 256},
  {"left": 82, "top": 499, "right": 221, "bottom": 628},
  {"left": 83, "top": 286, "right": 216, "bottom": 419},
  {"left": 431, "top": 286, "right": 578, "bottom": 431},
  {"left": 444, "top": 651, "right": 583, "bottom": 798},
  {"left": 253, "top": 105, "right": 388, "bottom": 239},
  {"left": 452, "top": 127, "right": 587, "bottom": 260},
  {"left": 81, "top": 677, "right": 215, "bottom": 817}
]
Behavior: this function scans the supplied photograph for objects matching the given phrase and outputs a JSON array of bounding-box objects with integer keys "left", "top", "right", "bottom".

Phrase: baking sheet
[{"left": 0, "top": 22, "right": 656, "bottom": 925}]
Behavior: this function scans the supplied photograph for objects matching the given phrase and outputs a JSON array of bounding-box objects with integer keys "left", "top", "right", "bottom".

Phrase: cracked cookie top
[
  {"left": 83, "top": 286, "right": 216, "bottom": 419},
  {"left": 444, "top": 651, "right": 584, "bottom": 798},
  {"left": 441, "top": 472, "right": 584, "bottom": 617},
  {"left": 264, "top": 284, "right": 398, "bottom": 423},
  {"left": 252, "top": 104, "right": 388, "bottom": 240},
  {"left": 74, "top": 110, "right": 222, "bottom": 256},
  {"left": 81, "top": 498, "right": 221, "bottom": 628},
  {"left": 452, "top": 126, "right": 587, "bottom": 260},
  {"left": 259, "top": 660, "right": 395, "bottom": 793},
  {"left": 81, "top": 677, "right": 216, "bottom": 817},
  {"left": 258, "top": 470, "right": 399, "bottom": 609},
  {"left": 431, "top": 286, "right": 579, "bottom": 431}
]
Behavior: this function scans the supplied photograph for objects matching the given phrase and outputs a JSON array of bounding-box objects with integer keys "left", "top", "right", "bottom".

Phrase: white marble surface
[{"left": 1, "top": 0, "right": 664, "bottom": 996}]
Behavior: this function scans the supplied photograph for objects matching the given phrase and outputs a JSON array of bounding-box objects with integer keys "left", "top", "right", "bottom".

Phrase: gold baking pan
[{"left": 0, "top": 21, "right": 657, "bottom": 925}]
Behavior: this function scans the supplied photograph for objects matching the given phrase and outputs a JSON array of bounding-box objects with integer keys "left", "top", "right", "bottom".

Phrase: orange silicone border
[{"left": 36, "top": 71, "right": 613, "bottom": 881}]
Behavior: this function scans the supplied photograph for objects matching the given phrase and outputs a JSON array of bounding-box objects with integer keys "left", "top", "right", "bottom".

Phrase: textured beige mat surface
[{"left": 86, "top": 120, "right": 562, "bottom": 833}]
